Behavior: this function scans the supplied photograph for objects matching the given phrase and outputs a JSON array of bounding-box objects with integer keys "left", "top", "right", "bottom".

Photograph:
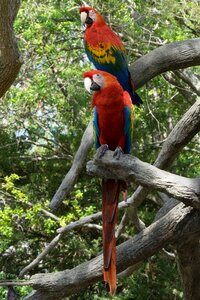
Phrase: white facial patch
[
  {"left": 84, "top": 77, "right": 92, "bottom": 93},
  {"left": 80, "top": 11, "right": 87, "bottom": 24},
  {"left": 88, "top": 10, "right": 96, "bottom": 21},
  {"left": 93, "top": 74, "right": 104, "bottom": 88}
]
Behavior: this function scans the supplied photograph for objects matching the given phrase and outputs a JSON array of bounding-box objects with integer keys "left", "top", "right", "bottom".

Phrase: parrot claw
[
  {"left": 113, "top": 147, "right": 123, "bottom": 160},
  {"left": 96, "top": 144, "right": 109, "bottom": 159}
]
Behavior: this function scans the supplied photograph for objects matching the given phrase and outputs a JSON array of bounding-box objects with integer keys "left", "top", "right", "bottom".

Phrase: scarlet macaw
[
  {"left": 80, "top": 6, "right": 142, "bottom": 106},
  {"left": 84, "top": 70, "right": 134, "bottom": 295}
]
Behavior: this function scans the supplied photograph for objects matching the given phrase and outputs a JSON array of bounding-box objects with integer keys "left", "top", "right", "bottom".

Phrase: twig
[
  {"left": 0, "top": 280, "right": 31, "bottom": 287},
  {"left": 19, "top": 234, "right": 62, "bottom": 278},
  {"left": 118, "top": 263, "right": 142, "bottom": 278},
  {"left": 173, "top": 69, "right": 200, "bottom": 96}
]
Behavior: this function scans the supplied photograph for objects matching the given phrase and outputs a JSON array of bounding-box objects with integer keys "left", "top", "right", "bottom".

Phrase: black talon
[
  {"left": 96, "top": 144, "right": 109, "bottom": 158},
  {"left": 113, "top": 147, "right": 123, "bottom": 160}
]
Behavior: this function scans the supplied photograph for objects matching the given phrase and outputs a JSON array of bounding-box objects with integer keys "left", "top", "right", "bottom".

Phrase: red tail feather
[{"left": 102, "top": 179, "right": 121, "bottom": 295}]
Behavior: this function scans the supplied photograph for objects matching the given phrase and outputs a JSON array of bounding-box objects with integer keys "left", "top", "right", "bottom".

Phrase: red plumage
[
  {"left": 84, "top": 70, "right": 133, "bottom": 295},
  {"left": 92, "top": 79, "right": 126, "bottom": 151},
  {"left": 80, "top": 6, "right": 125, "bottom": 51},
  {"left": 80, "top": 7, "right": 143, "bottom": 106}
]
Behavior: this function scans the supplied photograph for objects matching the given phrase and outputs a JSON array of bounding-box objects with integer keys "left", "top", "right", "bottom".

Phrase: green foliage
[{"left": 0, "top": 0, "right": 199, "bottom": 299}]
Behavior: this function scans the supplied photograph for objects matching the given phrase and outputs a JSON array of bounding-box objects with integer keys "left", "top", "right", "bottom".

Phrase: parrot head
[
  {"left": 80, "top": 6, "right": 105, "bottom": 27},
  {"left": 83, "top": 70, "right": 119, "bottom": 93}
]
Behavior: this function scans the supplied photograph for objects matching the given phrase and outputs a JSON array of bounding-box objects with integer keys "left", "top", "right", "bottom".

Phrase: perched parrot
[
  {"left": 83, "top": 70, "right": 134, "bottom": 295},
  {"left": 80, "top": 6, "right": 143, "bottom": 106}
]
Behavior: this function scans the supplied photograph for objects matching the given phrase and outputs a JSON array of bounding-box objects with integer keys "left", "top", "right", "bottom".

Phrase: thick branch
[
  {"left": 87, "top": 152, "right": 200, "bottom": 208},
  {"left": 16, "top": 203, "right": 200, "bottom": 299},
  {"left": 130, "top": 38, "right": 200, "bottom": 89},
  {"left": 0, "top": 0, "right": 22, "bottom": 97}
]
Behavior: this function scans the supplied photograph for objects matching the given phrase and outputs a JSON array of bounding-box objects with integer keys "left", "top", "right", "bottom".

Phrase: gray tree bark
[
  {"left": 130, "top": 38, "right": 200, "bottom": 88},
  {"left": 176, "top": 239, "right": 200, "bottom": 300},
  {"left": 0, "top": 0, "right": 22, "bottom": 98}
]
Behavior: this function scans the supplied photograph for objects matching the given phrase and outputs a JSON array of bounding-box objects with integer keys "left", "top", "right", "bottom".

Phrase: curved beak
[
  {"left": 84, "top": 77, "right": 92, "bottom": 93},
  {"left": 80, "top": 12, "right": 87, "bottom": 24}
]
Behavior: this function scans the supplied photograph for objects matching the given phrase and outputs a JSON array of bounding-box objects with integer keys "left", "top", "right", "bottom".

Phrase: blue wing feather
[{"left": 93, "top": 107, "right": 100, "bottom": 149}]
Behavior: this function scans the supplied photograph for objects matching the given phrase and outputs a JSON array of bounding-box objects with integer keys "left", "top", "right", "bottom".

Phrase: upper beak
[
  {"left": 80, "top": 12, "right": 87, "bottom": 24},
  {"left": 84, "top": 77, "right": 92, "bottom": 93}
]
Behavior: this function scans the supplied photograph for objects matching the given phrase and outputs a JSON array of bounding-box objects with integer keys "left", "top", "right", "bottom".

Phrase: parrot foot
[
  {"left": 96, "top": 144, "right": 109, "bottom": 159},
  {"left": 113, "top": 147, "right": 123, "bottom": 160}
]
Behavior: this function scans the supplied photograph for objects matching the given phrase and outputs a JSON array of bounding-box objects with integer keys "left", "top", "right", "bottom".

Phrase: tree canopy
[{"left": 0, "top": 0, "right": 200, "bottom": 299}]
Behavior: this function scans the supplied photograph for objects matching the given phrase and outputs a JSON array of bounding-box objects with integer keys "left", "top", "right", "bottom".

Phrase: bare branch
[
  {"left": 16, "top": 203, "right": 200, "bottom": 300},
  {"left": 130, "top": 38, "right": 200, "bottom": 89},
  {"left": 19, "top": 234, "right": 62, "bottom": 278},
  {"left": 118, "top": 263, "right": 142, "bottom": 278},
  {"left": 19, "top": 200, "right": 130, "bottom": 278},
  {"left": 0, "top": 281, "right": 32, "bottom": 287},
  {"left": 116, "top": 211, "right": 129, "bottom": 239},
  {"left": 87, "top": 152, "right": 200, "bottom": 208},
  {"left": 163, "top": 72, "right": 195, "bottom": 103},
  {"left": 173, "top": 69, "right": 200, "bottom": 96}
]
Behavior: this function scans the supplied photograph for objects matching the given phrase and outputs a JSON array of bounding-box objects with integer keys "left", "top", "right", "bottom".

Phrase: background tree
[{"left": 0, "top": 0, "right": 200, "bottom": 299}]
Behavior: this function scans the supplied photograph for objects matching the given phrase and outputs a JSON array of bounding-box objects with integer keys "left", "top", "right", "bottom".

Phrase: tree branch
[
  {"left": 19, "top": 234, "right": 62, "bottom": 278},
  {"left": 173, "top": 69, "right": 200, "bottom": 96},
  {"left": 87, "top": 152, "right": 200, "bottom": 208},
  {"left": 130, "top": 38, "right": 200, "bottom": 89},
  {"left": 8, "top": 203, "right": 200, "bottom": 300},
  {"left": 163, "top": 72, "right": 195, "bottom": 104}
]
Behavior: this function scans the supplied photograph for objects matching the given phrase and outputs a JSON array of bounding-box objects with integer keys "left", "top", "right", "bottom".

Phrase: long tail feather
[{"left": 102, "top": 179, "right": 121, "bottom": 295}]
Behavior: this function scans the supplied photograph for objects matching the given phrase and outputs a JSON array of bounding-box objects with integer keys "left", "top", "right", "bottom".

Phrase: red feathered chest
[{"left": 92, "top": 86, "right": 126, "bottom": 151}]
